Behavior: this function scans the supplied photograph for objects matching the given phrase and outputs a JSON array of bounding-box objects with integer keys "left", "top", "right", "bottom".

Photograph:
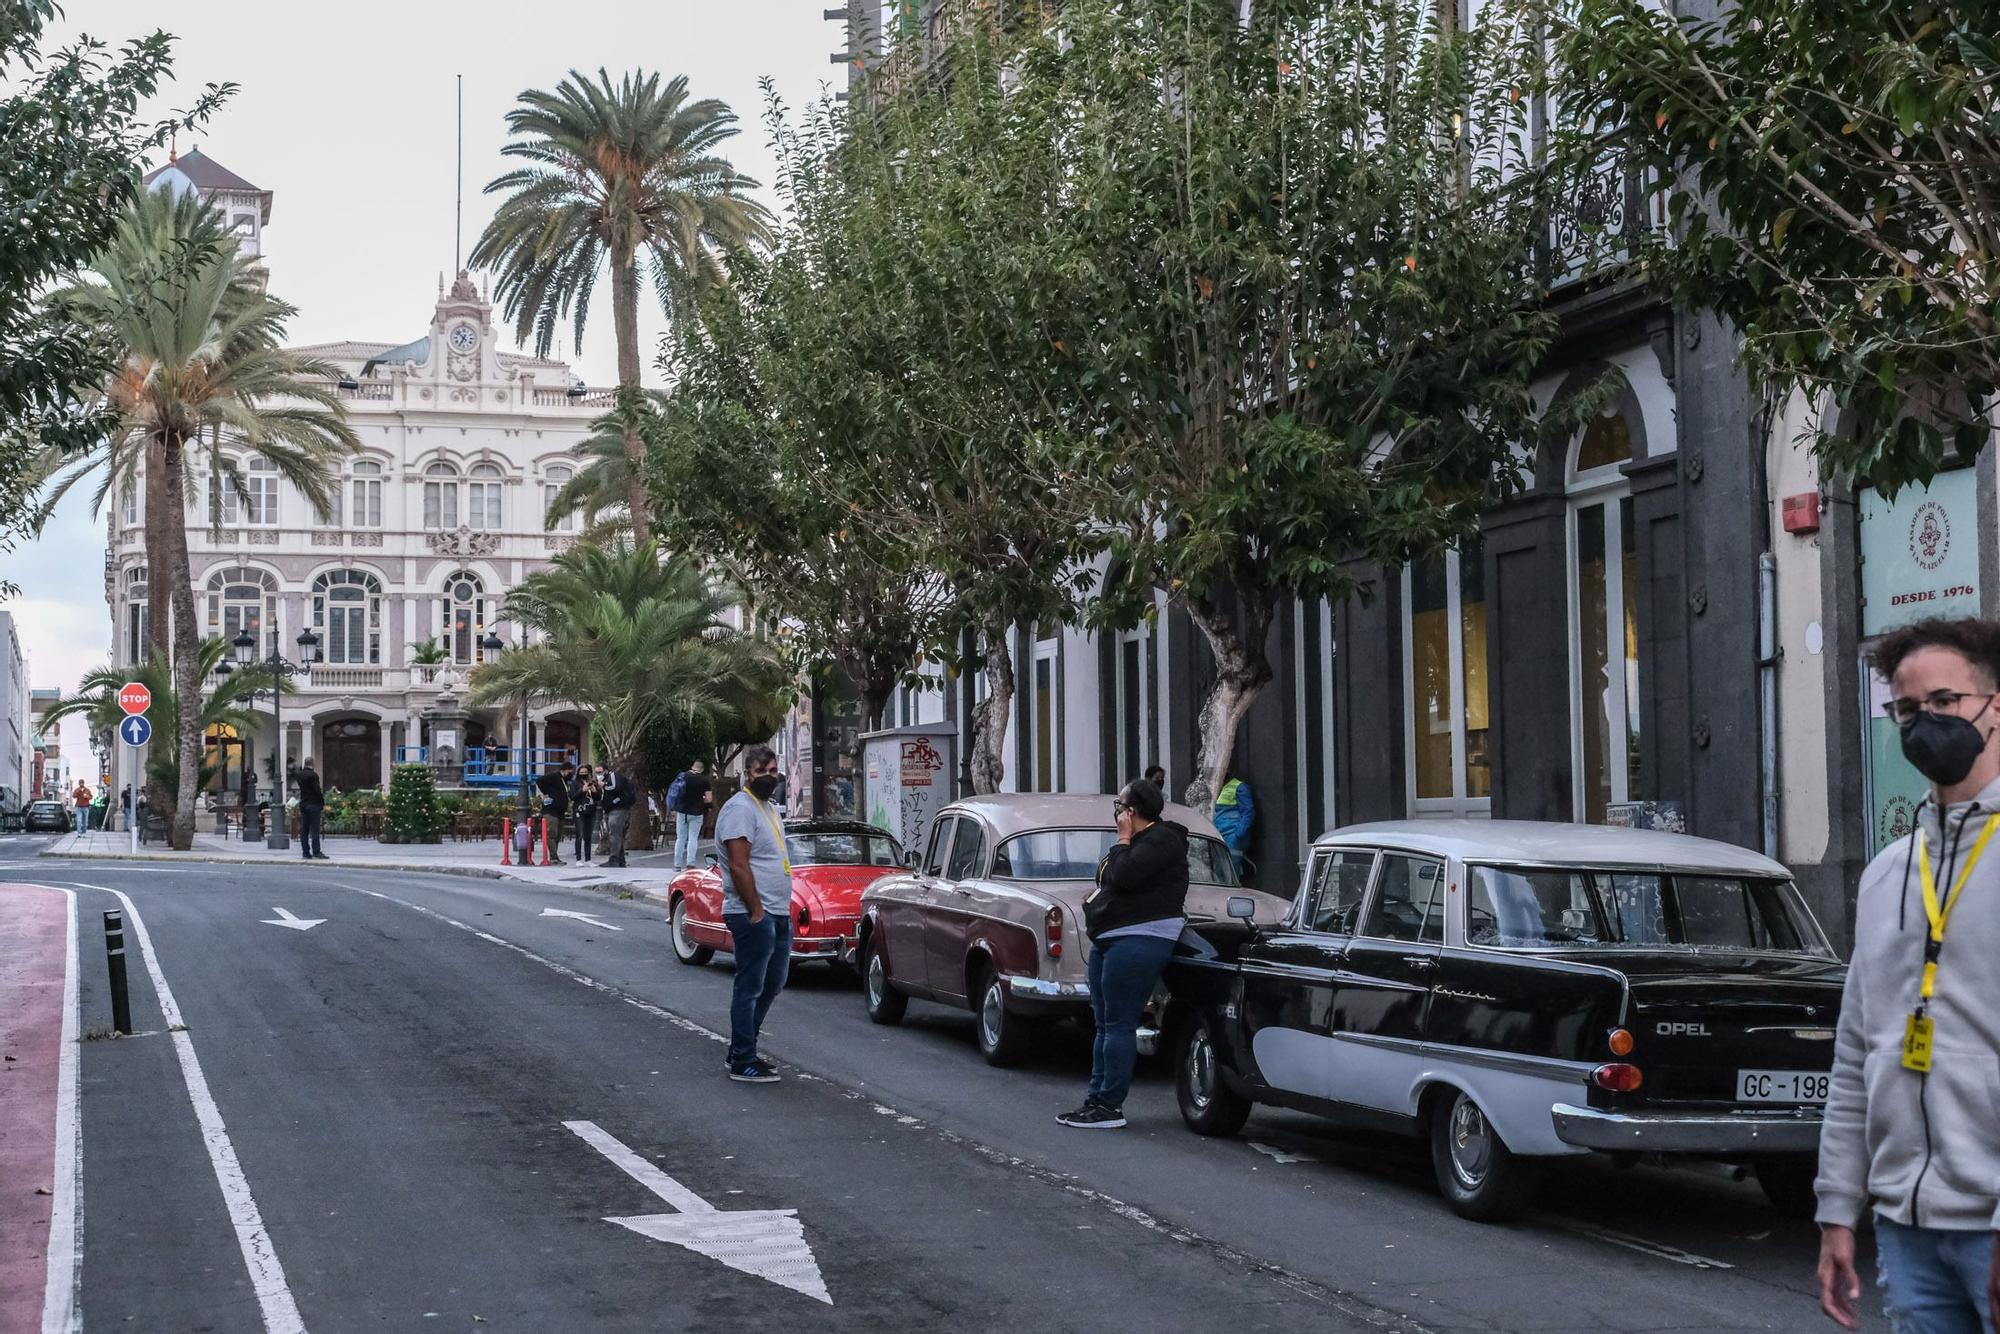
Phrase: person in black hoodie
[
  {"left": 1059, "top": 778, "right": 1187, "bottom": 1130},
  {"left": 295, "top": 759, "right": 328, "bottom": 861},
  {"left": 568, "top": 764, "right": 600, "bottom": 863},
  {"left": 534, "top": 764, "right": 572, "bottom": 865}
]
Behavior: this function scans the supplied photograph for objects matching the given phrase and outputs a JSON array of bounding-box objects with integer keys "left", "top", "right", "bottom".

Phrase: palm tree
[
  {"left": 40, "top": 186, "right": 360, "bottom": 849},
  {"left": 465, "top": 541, "right": 784, "bottom": 847},
  {"left": 471, "top": 69, "right": 771, "bottom": 541},
  {"left": 45, "top": 639, "right": 286, "bottom": 818},
  {"left": 541, "top": 391, "right": 663, "bottom": 536}
]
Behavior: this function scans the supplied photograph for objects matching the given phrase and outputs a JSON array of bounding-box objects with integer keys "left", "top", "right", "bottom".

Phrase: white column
[
  {"left": 379, "top": 721, "right": 393, "bottom": 790},
  {"left": 402, "top": 594, "right": 417, "bottom": 659}
]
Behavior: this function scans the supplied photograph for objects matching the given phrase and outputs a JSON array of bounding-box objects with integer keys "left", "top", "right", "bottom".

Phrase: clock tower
[{"left": 427, "top": 268, "right": 497, "bottom": 398}]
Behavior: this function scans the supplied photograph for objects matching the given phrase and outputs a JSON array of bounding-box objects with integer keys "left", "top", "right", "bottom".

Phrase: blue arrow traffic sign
[{"left": 119, "top": 715, "right": 153, "bottom": 747}]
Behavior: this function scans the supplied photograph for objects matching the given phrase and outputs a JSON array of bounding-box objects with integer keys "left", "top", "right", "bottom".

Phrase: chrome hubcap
[
  {"left": 867, "top": 952, "right": 886, "bottom": 1006},
  {"left": 1186, "top": 1027, "right": 1214, "bottom": 1112},
  {"left": 980, "top": 983, "right": 1005, "bottom": 1046},
  {"left": 672, "top": 903, "right": 691, "bottom": 956},
  {"left": 1448, "top": 1096, "right": 1493, "bottom": 1189}
]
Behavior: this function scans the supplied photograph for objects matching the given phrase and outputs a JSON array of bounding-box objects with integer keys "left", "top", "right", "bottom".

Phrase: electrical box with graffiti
[{"left": 860, "top": 726, "right": 957, "bottom": 859}]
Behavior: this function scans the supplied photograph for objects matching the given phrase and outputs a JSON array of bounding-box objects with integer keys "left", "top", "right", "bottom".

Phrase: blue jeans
[
  {"left": 73, "top": 808, "right": 87, "bottom": 834},
  {"left": 1086, "top": 934, "right": 1177, "bottom": 1110},
  {"left": 724, "top": 913, "right": 792, "bottom": 1068},
  {"left": 675, "top": 812, "right": 702, "bottom": 867},
  {"left": 1875, "top": 1215, "right": 1995, "bottom": 1334}
]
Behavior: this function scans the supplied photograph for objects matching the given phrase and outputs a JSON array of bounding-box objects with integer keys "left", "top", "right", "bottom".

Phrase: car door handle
[{"left": 1401, "top": 956, "right": 1437, "bottom": 972}]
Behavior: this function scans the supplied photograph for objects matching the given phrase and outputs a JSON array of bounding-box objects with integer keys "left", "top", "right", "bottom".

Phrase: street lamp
[
  {"left": 231, "top": 624, "right": 322, "bottom": 849},
  {"left": 478, "top": 627, "right": 535, "bottom": 822}
]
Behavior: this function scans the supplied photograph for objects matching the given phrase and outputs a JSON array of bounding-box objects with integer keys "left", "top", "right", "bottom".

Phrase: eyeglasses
[
  {"left": 1111, "top": 800, "right": 1132, "bottom": 818},
  {"left": 1883, "top": 690, "right": 1998, "bottom": 726}
]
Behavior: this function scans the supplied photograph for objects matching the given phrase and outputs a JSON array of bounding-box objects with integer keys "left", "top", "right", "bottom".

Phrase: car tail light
[
  {"left": 1592, "top": 1063, "right": 1643, "bottom": 1093},
  {"left": 797, "top": 903, "right": 811, "bottom": 929},
  {"left": 1045, "top": 906, "right": 1063, "bottom": 959},
  {"left": 1607, "top": 1027, "right": 1635, "bottom": 1057}
]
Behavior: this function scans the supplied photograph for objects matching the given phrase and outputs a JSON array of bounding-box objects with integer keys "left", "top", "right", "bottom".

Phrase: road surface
[{"left": 0, "top": 846, "right": 1870, "bottom": 1332}]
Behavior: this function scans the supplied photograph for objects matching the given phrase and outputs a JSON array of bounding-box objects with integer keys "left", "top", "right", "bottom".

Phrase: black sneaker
[
  {"left": 311, "top": 853, "right": 330, "bottom": 861},
  {"left": 729, "top": 1061, "right": 780, "bottom": 1084},
  {"left": 1056, "top": 1102, "right": 1126, "bottom": 1129}
]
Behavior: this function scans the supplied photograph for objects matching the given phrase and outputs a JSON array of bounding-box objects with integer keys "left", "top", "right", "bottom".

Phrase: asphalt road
[{"left": 0, "top": 843, "right": 1879, "bottom": 1333}]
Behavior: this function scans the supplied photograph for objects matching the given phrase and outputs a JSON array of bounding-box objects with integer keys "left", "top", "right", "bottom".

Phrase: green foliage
[
  {"left": 384, "top": 764, "right": 444, "bottom": 843},
  {"left": 1566, "top": 0, "right": 1999, "bottom": 490},
  {"left": 0, "top": 2, "right": 230, "bottom": 587}
]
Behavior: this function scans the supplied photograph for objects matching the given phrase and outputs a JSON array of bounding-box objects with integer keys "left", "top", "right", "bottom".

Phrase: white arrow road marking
[
  {"left": 564, "top": 1120, "right": 831, "bottom": 1305},
  {"left": 540, "top": 907, "right": 621, "bottom": 931},
  {"left": 259, "top": 907, "right": 325, "bottom": 932}
]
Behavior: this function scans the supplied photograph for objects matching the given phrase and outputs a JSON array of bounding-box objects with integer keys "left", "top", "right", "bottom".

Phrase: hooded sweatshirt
[
  {"left": 1084, "top": 819, "right": 1190, "bottom": 941},
  {"left": 1816, "top": 773, "right": 2000, "bottom": 1231}
]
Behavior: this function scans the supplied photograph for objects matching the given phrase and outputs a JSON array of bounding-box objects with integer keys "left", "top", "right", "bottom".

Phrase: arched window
[
  {"left": 205, "top": 566, "right": 278, "bottom": 655},
  {"left": 443, "top": 571, "right": 491, "bottom": 664},
  {"left": 423, "top": 462, "right": 460, "bottom": 529},
  {"left": 544, "top": 465, "right": 574, "bottom": 533},
  {"left": 350, "top": 460, "right": 383, "bottom": 528},
  {"left": 467, "top": 462, "right": 504, "bottom": 531},
  {"left": 1567, "top": 407, "right": 1644, "bottom": 823},
  {"left": 223, "top": 457, "right": 280, "bottom": 527},
  {"left": 125, "top": 566, "right": 149, "bottom": 662},
  {"left": 312, "top": 570, "right": 383, "bottom": 665}
]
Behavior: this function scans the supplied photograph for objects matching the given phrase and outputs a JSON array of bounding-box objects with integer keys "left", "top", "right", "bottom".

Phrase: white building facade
[
  {"left": 108, "top": 154, "right": 608, "bottom": 802},
  {"left": 0, "top": 610, "right": 28, "bottom": 810}
]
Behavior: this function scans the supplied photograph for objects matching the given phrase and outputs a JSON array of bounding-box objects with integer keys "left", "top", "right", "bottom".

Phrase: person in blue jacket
[{"left": 1213, "top": 775, "right": 1255, "bottom": 876}]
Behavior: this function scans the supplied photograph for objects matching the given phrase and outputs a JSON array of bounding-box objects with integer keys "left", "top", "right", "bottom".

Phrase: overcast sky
[{"left": 9, "top": 1, "right": 838, "bottom": 772}]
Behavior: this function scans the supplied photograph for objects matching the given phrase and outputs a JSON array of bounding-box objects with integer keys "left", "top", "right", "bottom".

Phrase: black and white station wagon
[{"left": 1162, "top": 821, "right": 1845, "bottom": 1221}]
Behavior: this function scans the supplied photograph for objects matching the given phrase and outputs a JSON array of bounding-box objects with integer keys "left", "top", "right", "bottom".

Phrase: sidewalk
[{"left": 37, "top": 828, "right": 712, "bottom": 910}]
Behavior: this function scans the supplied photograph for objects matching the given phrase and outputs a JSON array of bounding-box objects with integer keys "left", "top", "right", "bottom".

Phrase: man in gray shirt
[{"left": 717, "top": 744, "right": 793, "bottom": 1083}]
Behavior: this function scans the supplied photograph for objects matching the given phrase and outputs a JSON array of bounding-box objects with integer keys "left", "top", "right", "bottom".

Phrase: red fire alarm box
[{"left": 1782, "top": 492, "right": 1821, "bottom": 534}]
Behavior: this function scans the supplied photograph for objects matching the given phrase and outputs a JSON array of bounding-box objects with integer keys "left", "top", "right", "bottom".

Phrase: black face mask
[
  {"left": 1900, "top": 707, "right": 1994, "bottom": 787},
  {"left": 749, "top": 774, "right": 780, "bottom": 801}
]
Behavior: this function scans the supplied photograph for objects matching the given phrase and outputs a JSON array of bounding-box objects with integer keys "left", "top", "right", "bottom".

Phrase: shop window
[
  {"left": 1403, "top": 539, "right": 1490, "bottom": 815},
  {"left": 1568, "top": 410, "right": 1645, "bottom": 823}
]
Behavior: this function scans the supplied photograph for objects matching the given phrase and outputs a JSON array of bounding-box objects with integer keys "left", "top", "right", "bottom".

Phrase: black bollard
[{"left": 103, "top": 909, "right": 132, "bottom": 1036}]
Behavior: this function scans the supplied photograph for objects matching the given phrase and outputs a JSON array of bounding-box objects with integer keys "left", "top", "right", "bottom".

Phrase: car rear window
[
  {"left": 783, "top": 832, "right": 903, "bottom": 867},
  {"left": 1466, "top": 866, "right": 1831, "bottom": 956},
  {"left": 993, "top": 828, "right": 1239, "bottom": 885}
]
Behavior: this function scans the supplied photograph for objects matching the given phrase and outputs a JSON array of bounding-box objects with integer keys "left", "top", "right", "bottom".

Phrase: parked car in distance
[
  {"left": 858, "top": 794, "right": 1294, "bottom": 1066},
  {"left": 1164, "top": 820, "right": 1845, "bottom": 1222},
  {"left": 668, "top": 818, "right": 906, "bottom": 976},
  {"left": 23, "top": 800, "right": 70, "bottom": 833}
]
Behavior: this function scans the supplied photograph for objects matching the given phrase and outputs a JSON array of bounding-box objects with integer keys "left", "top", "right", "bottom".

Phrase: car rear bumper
[
  {"left": 1551, "top": 1103, "right": 1824, "bottom": 1154},
  {"left": 1004, "top": 975, "right": 1091, "bottom": 1016},
  {"left": 790, "top": 932, "right": 855, "bottom": 964}
]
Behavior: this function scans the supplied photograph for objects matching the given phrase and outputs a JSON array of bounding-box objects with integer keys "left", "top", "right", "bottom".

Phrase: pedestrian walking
[
  {"left": 535, "top": 764, "right": 571, "bottom": 865},
  {"left": 1817, "top": 616, "right": 2000, "bottom": 1332},
  {"left": 296, "top": 760, "right": 328, "bottom": 860},
  {"left": 598, "top": 766, "right": 637, "bottom": 868},
  {"left": 569, "top": 764, "right": 599, "bottom": 862},
  {"left": 1059, "top": 777, "right": 1187, "bottom": 1130},
  {"left": 717, "top": 745, "right": 792, "bottom": 1083},
  {"left": 668, "top": 759, "right": 712, "bottom": 870},
  {"left": 69, "top": 780, "right": 91, "bottom": 835}
]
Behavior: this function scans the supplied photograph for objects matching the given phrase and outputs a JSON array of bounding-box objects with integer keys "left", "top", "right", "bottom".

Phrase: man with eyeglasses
[
  {"left": 715, "top": 745, "right": 793, "bottom": 1084},
  {"left": 1817, "top": 616, "right": 2000, "bottom": 1332}
]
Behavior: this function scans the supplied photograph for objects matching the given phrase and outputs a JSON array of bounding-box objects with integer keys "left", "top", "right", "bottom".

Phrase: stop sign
[{"left": 117, "top": 682, "right": 151, "bottom": 716}]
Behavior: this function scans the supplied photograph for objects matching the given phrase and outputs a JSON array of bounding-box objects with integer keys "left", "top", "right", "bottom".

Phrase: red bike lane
[{"left": 0, "top": 885, "right": 74, "bottom": 1332}]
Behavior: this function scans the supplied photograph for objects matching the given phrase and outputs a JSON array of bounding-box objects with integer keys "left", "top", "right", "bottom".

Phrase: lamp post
[
  {"left": 478, "top": 628, "right": 535, "bottom": 823},
  {"left": 232, "top": 625, "right": 322, "bottom": 850}
]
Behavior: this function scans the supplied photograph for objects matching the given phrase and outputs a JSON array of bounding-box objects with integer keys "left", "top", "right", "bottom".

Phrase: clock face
[{"left": 448, "top": 324, "right": 478, "bottom": 353}]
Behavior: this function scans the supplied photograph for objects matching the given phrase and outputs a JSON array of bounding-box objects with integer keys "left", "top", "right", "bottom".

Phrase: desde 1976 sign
[{"left": 1860, "top": 468, "right": 1981, "bottom": 638}]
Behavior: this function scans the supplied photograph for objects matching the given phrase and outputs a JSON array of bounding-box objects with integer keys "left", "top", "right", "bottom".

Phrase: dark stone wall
[
  {"left": 1331, "top": 562, "right": 1404, "bottom": 827},
  {"left": 1482, "top": 495, "right": 1575, "bottom": 822}
]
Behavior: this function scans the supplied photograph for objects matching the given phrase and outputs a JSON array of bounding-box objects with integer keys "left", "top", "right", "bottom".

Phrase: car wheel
[
  {"left": 974, "top": 970, "right": 1034, "bottom": 1067},
  {"left": 863, "top": 935, "right": 907, "bottom": 1025},
  {"left": 1174, "top": 1012, "right": 1251, "bottom": 1137},
  {"left": 1429, "top": 1088, "right": 1540, "bottom": 1222},
  {"left": 669, "top": 897, "right": 714, "bottom": 967},
  {"left": 1753, "top": 1155, "right": 1819, "bottom": 1220}
]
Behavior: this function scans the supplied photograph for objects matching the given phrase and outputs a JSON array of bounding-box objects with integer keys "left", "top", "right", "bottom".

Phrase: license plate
[{"left": 1736, "top": 1069, "right": 1829, "bottom": 1103}]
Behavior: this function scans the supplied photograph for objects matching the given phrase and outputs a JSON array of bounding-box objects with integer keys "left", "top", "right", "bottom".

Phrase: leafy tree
[
  {"left": 471, "top": 69, "right": 772, "bottom": 541},
  {"left": 959, "top": 0, "right": 1578, "bottom": 807},
  {"left": 1566, "top": 0, "right": 1998, "bottom": 488},
  {"left": 39, "top": 185, "right": 358, "bottom": 848},
  {"left": 44, "top": 637, "right": 283, "bottom": 815},
  {"left": 465, "top": 541, "right": 788, "bottom": 846},
  {"left": 0, "top": 0, "right": 230, "bottom": 591}
]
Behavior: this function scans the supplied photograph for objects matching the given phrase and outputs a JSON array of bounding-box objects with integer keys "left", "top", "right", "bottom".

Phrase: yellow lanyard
[
  {"left": 1915, "top": 815, "right": 2000, "bottom": 1001},
  {"left": 752, "top": 797, "right": 793, "bottom": 875}
]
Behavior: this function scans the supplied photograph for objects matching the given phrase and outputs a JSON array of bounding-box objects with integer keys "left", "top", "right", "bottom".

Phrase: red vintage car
[{"left": 668, "top": 818, "right": 909, "bottom": 976}]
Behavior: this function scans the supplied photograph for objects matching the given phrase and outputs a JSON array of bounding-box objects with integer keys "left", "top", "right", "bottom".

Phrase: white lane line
[
  {"left": 74, "top": 884, "right": 309, "bottom": 1333},
  {"left": 39, "top": 885, "right": 81, "bottom": 1334},
  {"left": 1548, "top": 1219, "right": 1734, "bottom": 1270}
]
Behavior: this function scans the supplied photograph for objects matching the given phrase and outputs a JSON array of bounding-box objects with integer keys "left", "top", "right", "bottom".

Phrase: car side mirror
[
  {"left": 1226, "top": 895, "right": 1257, "bottom": 921},
  {"left": 704, "top": 852, "right": 719, "bottom": 868},
  {"left": 903, "top": 850, "right": 921, "bottom": 869}
]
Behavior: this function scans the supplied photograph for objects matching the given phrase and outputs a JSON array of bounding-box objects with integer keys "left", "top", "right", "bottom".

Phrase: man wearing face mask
[
  {"left": 1817, "top": 617, "right": 2000, "bottom": 1332},
  {"left": 714, "top": 745, "right": 793, "bottom": 1084}
]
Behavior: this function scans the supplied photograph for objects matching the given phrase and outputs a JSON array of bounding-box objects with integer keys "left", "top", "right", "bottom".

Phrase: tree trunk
[
  {"left": 160, "top": 433, "right": 203, "bottom": 851},
  {"left": 142, "top": 441, "right": 172, "bottom": 658},
  {"left": 609, "top": 251, "right": 652, "bottom": 542},
  {"left": 966, "top": 610, "right": 1015, "bottom": 795},
  {"left": 1181, "top": 592, "right": 1275, "bottom": 817},
  {"left": 611, "top": 748, "right": 656, "bottom": 851}
]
